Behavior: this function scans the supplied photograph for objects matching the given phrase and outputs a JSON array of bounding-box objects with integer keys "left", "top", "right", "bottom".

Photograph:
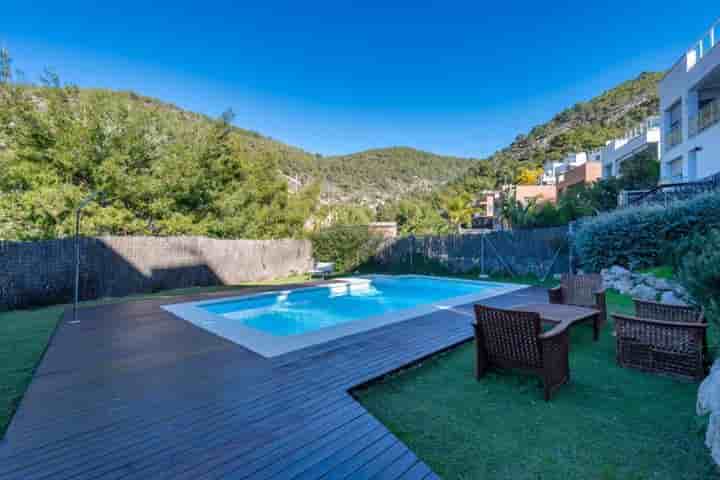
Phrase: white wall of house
[
  {"left": 660, "top": 19, "right": 720, "bottom": 183},
  {"left": 601, "top": 126, "right": 660, "bottom": 179},
  {"left": 541, "top": 152, "right": 588, "bottom": 185}
]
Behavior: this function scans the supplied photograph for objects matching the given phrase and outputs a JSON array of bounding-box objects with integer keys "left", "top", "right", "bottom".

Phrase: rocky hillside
[
  {"left": 454, "top": 72, "right": 663, "bottom": 189},
  {"left": 509, "top": 72, "right": 661, "bottom": 162}
]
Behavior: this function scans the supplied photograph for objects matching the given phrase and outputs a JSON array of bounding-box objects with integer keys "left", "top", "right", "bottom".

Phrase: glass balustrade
[{"left": 689, "top": 99, "right": 720, "bottom": 138}]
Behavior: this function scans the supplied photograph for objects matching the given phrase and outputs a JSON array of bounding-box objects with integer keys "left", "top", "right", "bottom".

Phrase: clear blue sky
[{"left": 2, "top": 2, "right": 718, "bottom": 157}]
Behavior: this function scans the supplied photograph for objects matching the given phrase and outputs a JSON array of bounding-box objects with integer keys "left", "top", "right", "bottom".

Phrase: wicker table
[{"left": 512, "top": 303, "right": 602, "bottom": 341}]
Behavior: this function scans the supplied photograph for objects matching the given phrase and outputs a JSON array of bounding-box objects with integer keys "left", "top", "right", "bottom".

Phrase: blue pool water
[{"left": 200, "top": 276, "right": 496, "bottom": 336}]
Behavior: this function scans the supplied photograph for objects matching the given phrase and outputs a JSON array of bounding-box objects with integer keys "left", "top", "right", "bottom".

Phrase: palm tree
[{"left": 441, "top": 192, "right": 474, "bottom": 233}]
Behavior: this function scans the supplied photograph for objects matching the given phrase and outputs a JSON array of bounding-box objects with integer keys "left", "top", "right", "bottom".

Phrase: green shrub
[
  {"left": 677, "top": 230, "right": 720, "bottom": 324},
  {"left": 574, "top": 193, "right": 720, "bottom": 272},
  {"left": 310, "top": 226, "right": 383, "bottom": 273}
]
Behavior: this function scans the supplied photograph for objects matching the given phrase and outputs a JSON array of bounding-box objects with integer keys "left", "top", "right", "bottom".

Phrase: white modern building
[
  {"left": 601, "top": 116, "right": 661, "bottom": 179},
  {"left": 541, "top": 152, "right": 587, "bottom": 185},
  {"left": 660, "top": 19, "right": 720, "bottom": 183}
]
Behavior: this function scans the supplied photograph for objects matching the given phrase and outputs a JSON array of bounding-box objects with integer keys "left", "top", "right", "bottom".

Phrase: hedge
[
  {"left": 678, "top": 229, "right": 720, "bottom": 324},
  {"left": 574, "top": 192, "right": 720, "bottom": 272},
  {"left": 310, "top": 226, "right": 384, "bottom": 273}
]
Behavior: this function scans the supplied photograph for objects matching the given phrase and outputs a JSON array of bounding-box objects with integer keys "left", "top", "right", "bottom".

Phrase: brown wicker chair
[
  {"left": 613, "top": 299, "right": 707, "bottom": 380},
  {"left": 548, "top": 273, "right": 607, "bottom": 340},
  {"left": 473, "top": 304, "right": 571, "bottom": 401}
]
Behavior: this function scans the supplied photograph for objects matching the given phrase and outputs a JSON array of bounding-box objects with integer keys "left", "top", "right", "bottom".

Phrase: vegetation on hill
[
  {"left": 380, "top": 72, "right": 663, "bottom": 232},
  {"left": 0, "top": 69, "right": 321, "bottom": 240},
  {"left": 310, "top": 147, "right": 475, "bottom": 205},
  {"left": 0, "top": 45, "right": 665, "bottom": 240}
]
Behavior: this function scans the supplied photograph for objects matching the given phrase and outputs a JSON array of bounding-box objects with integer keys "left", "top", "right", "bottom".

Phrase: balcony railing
[
  {"left": 690, "top": 99, "right": 720, "bottom": 137},
  {"left": 665, "top": 124, "right": 682, "bottom": 151},
  {"left": 687, "top": 19, "right": 720, "bottom": 71},
  {"left": 626, "top": 171, "right": 720, "bottom": 208}
]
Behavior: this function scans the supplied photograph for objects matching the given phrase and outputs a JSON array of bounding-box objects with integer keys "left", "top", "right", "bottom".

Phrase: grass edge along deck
[{"left": 0, "top": 281, "right": 544, "bottom": 479}]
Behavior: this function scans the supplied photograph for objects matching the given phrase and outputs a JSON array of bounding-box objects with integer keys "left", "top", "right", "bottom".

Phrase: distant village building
[
  {"left": 557, "top": 161, "right": 603, "bottom": 195},
  {"left": 471, "top": 191, "right": 500, "bottom": 230},
  {"left": 368, "top": 222, "right": 398, "bottom": 239},
  {"left": 541, "top": 152, "right": 588, "bottom": 186},
  {"left": 659, "top": 19, "right": 720, "bottom": 183},
  {"left": 513, "top": 185, "right": 557, "bottom": 205}
]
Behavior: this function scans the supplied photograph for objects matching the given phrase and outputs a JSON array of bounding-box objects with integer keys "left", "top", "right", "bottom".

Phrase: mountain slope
[
  {"left": 453, "top": 71, "right": 663, "bottom": 189},
  {"left": 314, "top": 147, "right": 475, "bottom": 205}
]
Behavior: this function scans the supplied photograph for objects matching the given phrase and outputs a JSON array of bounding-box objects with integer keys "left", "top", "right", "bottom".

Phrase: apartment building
[
  {"left": 601, "top": 116, "right": 661, "bottom": 179},
  {"left": 541, "top": 152, "right": 588, "bottom": 185},
  {"left": 557, "top": 161, "right": 602, "bottom": 195},
  {"left": 660, "top": 19, "right": 720, "bottom": 183}
]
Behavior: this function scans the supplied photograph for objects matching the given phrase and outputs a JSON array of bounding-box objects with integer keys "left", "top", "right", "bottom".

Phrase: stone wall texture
[
  {"left": 0, "top": 236, "right": 313, "bottom": 310},
  {"left": 374, "top": 226, "right": 570, "bottom": 277}
]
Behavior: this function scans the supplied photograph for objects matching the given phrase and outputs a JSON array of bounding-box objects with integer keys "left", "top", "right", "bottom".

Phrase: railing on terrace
[
  {"left": 665, "top": 124, "right": 682, "bottom": 151},
  {"left": 626, "top": 171, "right": 720, "bottom": 207},
  {"left": 618, "top": 189, "right": 652, "bottom": 208},
  {"left": 663, "top": 19, "right": 720, "bottom": 81},
  {"left": 686, "top": 19, "right": 720, "bottom": 71},
  {"left": 690, "top": 99, "right": 720, "bottom": 137},
  {"left": 689, "top": 19, "right": 720, "bottom": 69}
]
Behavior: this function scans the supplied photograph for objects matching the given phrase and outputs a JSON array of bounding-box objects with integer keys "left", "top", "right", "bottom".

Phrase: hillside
[
  {"left": 315, "top": 148, "right": 474, "bottom": 205},
  {"left": 453, "top": 71, "right": 663, "bottom": 189},
  {"left": 0, "top": 61, "right": 664, "bottom": 241}
]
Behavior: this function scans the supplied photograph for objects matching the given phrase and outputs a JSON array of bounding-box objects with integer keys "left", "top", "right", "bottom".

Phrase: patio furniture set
[{"left": 473, "top": 273, "right": 708, "bottom": 400}]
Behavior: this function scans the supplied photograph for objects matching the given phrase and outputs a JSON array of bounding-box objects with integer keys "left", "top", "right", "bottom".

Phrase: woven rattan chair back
[
  {"left": 473, "top": 305, "right": 542, "bottom": 369},
  {"left": 561, "top": 273, "right": 602, "bottom": 308},
  {"left": 634, "top": 299, "right": 702, "bottom": 324}
]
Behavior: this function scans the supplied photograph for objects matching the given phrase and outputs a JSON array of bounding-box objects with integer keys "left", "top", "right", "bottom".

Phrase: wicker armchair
[
  {"left": 549, "top": 273, "right": 607, "bottom": 340},
  {"left": 614, "top": 299, "right": 707, "bottom": 380},
  {"left": 473, "top": 304, "right": 571, "bottom": 401}
]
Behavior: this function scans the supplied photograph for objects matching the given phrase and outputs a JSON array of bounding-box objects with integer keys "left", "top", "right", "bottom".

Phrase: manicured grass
[
  {"left": 638, "top": 265, "right": 675, "bottom": 280},
  {"left": 0, "top": 275, "right": 311, "bottom": 437},
  {"left": 355, "top": 290, "right": 716, "bottom": 479}
]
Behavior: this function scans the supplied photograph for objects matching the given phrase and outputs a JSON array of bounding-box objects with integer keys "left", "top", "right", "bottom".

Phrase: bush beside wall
[
  {"left": 310, "top": 226, "right": 383, "bottom": 273},
  {"left": 575, "top": 193, "right": 720, "bottom": 272},
  {"left": 678, "top": 229, "right": 720, "bottom": 324}
]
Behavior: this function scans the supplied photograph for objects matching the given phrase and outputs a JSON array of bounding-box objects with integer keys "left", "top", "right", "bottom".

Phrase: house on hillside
[
  {"left": 660, "top": 19, "right": 720, "bottom": 183},
  {"left": 513, "top": 185, "right": 557, "bottom": 205},
  {"left": 601, "top": 116, "right": 661, "bottom": 179},
  {"left": 557, "top": 161, "right": 602, "bottom": 195},
  {"left": 541, "top": 152, "right": 588, "bottom": 185}
]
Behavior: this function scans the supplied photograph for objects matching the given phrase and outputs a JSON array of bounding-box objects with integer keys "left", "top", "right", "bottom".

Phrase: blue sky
[{"left": 2, "top": 2, "right": 718, "bottom": 157}]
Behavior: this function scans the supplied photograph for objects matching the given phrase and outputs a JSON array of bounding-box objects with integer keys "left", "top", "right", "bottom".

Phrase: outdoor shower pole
[
  {"left": 73, "top": 208, "right": 81, "bottom": 323},
  {"left": 72, "top": 192, "right": 99, "bottom": 323}
]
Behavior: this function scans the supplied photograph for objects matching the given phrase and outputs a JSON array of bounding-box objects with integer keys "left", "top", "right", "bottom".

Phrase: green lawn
[
  {"left": 0, "top": 275, "right": 311, "bottom": 437},
  {"left": 355, "top": 290, "right": 717, "bottom": 479}
]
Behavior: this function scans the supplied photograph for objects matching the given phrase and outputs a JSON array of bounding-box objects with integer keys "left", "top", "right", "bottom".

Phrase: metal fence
[
  {"left": 626, "top": 171, "right": 720, "bottom": 207},
  {"left": 374, "top": 226, "right": 570, "bottom": 279}
]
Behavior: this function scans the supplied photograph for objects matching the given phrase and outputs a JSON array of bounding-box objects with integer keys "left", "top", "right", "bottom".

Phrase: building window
[
  {"left": 666, "top": 102, "right": 683, "bottom": 150},
  {"left": 670, "top": 157, "right": 684, "bottom": 181}
]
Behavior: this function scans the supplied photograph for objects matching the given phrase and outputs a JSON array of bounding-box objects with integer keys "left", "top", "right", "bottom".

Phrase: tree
[
  {"left": 516, "top": 166, "right": 543, "bottom": 185},
  {"left": 618, "top": 150, "right": 659, "bottom": 190},
  {"left": 440, "top": 191, "right": 474, "bottom": 233}
]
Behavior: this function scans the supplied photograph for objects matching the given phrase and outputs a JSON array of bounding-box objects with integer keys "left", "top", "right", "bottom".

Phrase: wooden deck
[{"left": 0, "top": 283, "right": 545, "bottom": 479}]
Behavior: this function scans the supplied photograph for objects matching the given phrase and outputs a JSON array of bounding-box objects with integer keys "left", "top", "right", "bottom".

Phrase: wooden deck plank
[{"left": 0, "top": 284, "right": 545, "bottom": 479}]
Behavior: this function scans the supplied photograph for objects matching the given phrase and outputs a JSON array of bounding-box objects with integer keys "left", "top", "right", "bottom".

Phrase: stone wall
[
  {"left": 374, "top": 227, "right": 570, "bottom": 277},
  {"left": 0, "top": 236, "right": 313, "bottom": 310}
]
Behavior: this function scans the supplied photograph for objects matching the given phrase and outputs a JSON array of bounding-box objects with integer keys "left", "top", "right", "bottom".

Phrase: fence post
[{"left": 480, "top": 234, "right": 485, "bottom": 275}]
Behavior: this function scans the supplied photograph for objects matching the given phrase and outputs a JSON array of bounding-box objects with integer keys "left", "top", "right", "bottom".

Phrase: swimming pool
[{"left": 163, "top": 275, "right": 526, "bottom": 357}]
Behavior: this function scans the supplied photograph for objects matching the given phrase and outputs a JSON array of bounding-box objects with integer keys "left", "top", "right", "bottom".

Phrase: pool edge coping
[{"left": 161, "top": 275, "right": 529, "bottom": 358}]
